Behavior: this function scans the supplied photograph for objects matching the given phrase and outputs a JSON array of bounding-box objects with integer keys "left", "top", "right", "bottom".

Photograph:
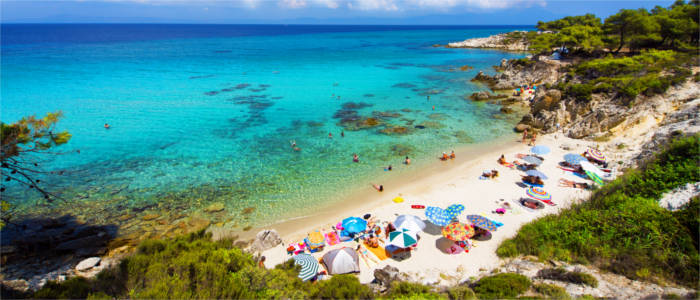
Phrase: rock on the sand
[
  {"left": 249, "top": 229, "right": 282, "bottom": 252},
  {"left": 76, "top": 257, "right": 101, "bottom": 271}
]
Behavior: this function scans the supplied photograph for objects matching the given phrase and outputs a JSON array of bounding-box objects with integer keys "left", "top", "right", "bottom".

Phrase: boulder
[
  {"left": 249, "top": 229, "right": 282, "bottom": 252},
  {"left": 514, "top": 123, "right": 530, "bottom": 132},
  {"left": 1, "top": 279, "right": 29, "bottom": 292},
  {"left": 470, "top": 91, "right": 491, "bottom": 101},
  {"left": 75, "top": 257, "right": 101, "bottom": 271},
  {"left": 373, "top": 265, "right": 409, "bottom": 286},
  {"left": 204, "top": 202, "right": 225, "bottom": 213}
]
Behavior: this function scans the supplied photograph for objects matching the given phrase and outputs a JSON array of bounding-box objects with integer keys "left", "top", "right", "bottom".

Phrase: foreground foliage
[
  {"left": 471, "top": 273, "right": 531, "bottom": 299},
  {"left": 498, "top": 135, "right": 700, "bottom": 287}
]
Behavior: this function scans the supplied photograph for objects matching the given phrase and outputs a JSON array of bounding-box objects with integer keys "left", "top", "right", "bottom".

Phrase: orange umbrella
[{"left": 441, "top": 222, "right": 475, "bottom": 241}]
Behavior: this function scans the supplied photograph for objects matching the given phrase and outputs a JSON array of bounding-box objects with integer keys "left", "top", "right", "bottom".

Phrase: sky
[{"left": 1, "top": 0, "right": 675, "bottom": 25}]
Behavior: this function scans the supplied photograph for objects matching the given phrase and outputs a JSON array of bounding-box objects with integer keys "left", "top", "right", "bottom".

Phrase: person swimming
[
  {"left": 104, "top": 123, "right": 110, "bottom": 129},
  {"left": 328, "top": 132, "right": 333, "bottom": 138},
  {"left": 341, "top": 131, "right": 345, "bottom": 137},
  {"left": 353, "top": 153, "right": 359, "bottom": 163}
]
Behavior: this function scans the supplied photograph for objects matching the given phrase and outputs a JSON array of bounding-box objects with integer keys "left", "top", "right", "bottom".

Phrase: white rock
[{"left": 75, "top": 257, "right": 101, "bottom": 271}]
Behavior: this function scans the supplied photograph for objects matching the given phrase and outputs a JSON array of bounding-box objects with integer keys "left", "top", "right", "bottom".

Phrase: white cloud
[
  {"left": 280, "top": 0, "right": 308, "bottom": 9},
  {"left": 408, "top": 0, "right": 545, "bottom": 10},
  {"left": 352, "top": 0, "right": 399, "bottom": 11},
  {"left": 314, "top": 0, "right": 339, "bottom": 9}
]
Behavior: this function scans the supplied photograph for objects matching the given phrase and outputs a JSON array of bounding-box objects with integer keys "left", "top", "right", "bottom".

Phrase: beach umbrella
[
  {"left": 306, "top": 231, "right": 325, "bottom": 248},
  {"left": 585, "top": 170, "right": 605, "bottom": 186},
  {"left": 530, "top": 145, "right": 551, "bottom": 155},
  {"left": 292, "top": 254, "right": 319, "bottom": 281},
  {"left": 586, "top": 148, "right": 606, "bottom": 162},
  {"left": 564, "top": 153, "right": 586, "bottom": 165},
  {"left": 445, "top": 204, "right": 465, "bottom": 218},
  {"left": 322, "top": 248, "right": 360, "bottom": 274},
  {"left": 525, "top": 170, "right": 548, "bottom": 180},
  {"left": 388, "top": 228, "right": 418, "bottom": 248},
  {"left": 466, "top": 215, "right": 499, "bottom": 232},
  {"left": 394, "top": 215, "right": 426, "bottom": 233},
  {"left": 441, "top": 222, "right": 475, "bottom": 241},
  {"left": 425, "top": 206, "right": 452, "bottom": 226},
  {"left": 522, "top": 155, "right": 543, "bottom": 165},
  {"left": 579, "top": 161, "right": 607, "bottom": 178},
  {"left": 526, "top": 187, "right": 551, "bottom": 202},
  {"left": 341, "top": 217, "right": 367, "bottom": 234}
]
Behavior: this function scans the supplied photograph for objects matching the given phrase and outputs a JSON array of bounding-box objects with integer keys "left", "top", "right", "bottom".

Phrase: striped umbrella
[
  {"left": 586, "top": 148, "right": 606, "bottom": 162},
  {"left": 292, "top": 254, "right": 319, "bottom": 281},
  {"left": 564, "top": 153, "right": 587, "bottom": 165},
  {"left": 466, "top": 215, "right": 498, "bottom": 232},
  {"left": 446, "top": 204, "right": 465, "bottom": 218},
  {"left": 341, "top": 217, "right": 367, "bottom": 234},
  {"left": 441, "top": 222, "right": 475, "bottom": 241},
  {"left": 585, "top": 170, "right": 605, "bottom": 186},
  {"left": 394, "top": 215, "right": 426, "bottom": 233},
  {"left": 580, "top": 161, "right": 606, "bottom": 178},
  {"left": 425, "top": 206, "right": 452, "bottom": 226},
  {"left": 388, "top": 228, "right": 418, "bottom": 248},
  {"left": 530, "top": 145, "right": 551, "bottom": 155},
  {"left": 526, "top": 187, "right": 552, "bottom": 202},
  {"left": 525, "top": 170, "right": 548, "bottom": 180},
  {"left": 523, "top": 155, "right": 543, "bottom": 165}
]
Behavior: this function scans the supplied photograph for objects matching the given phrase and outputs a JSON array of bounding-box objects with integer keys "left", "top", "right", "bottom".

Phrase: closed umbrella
[
  {"left": 322, "top": 248, "right": 360, "bottom": 274},
  {"left": 564, "top": 153, "right": 586, "bottom": 165},
  {"left": 523, "top": 155, "right": 543, "bottom": 165},
  {"left": 586, "top": 148, "right": 606, "bottom": 162},
  {"left": 466, "top": 215, "right": 498, "bottom": 232},
  {"left": 526, "top": 187, "right": 551, "bottom": 202},
  {"left": 445, "top": 204, "right": 465, "bottom": 218},
  {"left": 525, "top": 170, "right": 548, "bottom": 180},
  {"left": 394, "top": 215, "right": 426, "bottom": 233},
  {"left": 342, "top": 217, "right": 367, "bottom": 234},
  {"left": 441, "top": 222, "right": 475, "bottom": 241},
  {"left": 530, "top": 145, "right": 551, "bottom": 155},
  {"left": 585, "top": 170, "right": 605, "bottom": 186},
  {"left": 292, "top": 254, "right": 319, "bottom": 281},
  {"left": 388, "top": 228, "right": 418, "bottom": 248},
  {"left": 425, "top": 206, "right": 452, "bottom": 226}
]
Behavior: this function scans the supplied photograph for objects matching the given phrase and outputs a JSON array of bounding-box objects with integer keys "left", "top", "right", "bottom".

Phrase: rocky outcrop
[
  {"left": 249, "top": 229, "right": 282, "bottom": 253},
  {"left": 373, "top": 265, "right": 410, "bottom": 288},
  {"left": 447, "top": 32, "right": 530, "bottom": 51},
  {"left": 472, "top": 56, "right": 565, "bottom": 90},
  {"left": 658, "top": 182, "right": 700, "bottom": 211},
  {"left": 75, "top": 257, "right": 101, "bottom": 271}
]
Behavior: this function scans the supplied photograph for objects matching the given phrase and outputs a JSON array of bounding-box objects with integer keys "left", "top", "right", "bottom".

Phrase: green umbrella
[
  {"left": 585, "top": 170, "right": 604, "bottom": 186},
  {"left": 292, "top": 253, "right": 319, "bottom": 281},
  {"left": 387, "top": 228, "right": 418, "bottom": 248}
]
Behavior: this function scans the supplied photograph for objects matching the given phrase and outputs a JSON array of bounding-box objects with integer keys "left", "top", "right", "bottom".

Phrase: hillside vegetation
[{"left": 498, "top": 135, "right": 700, "bottom": 287}]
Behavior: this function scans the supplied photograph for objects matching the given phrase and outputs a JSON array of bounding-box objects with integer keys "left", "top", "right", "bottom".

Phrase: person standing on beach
[
  {"left": 522, "top": 128, "right": 528, "bottom": 143},
  {"left": 530, "top": 132, "right": 537, "bottom": 146}
]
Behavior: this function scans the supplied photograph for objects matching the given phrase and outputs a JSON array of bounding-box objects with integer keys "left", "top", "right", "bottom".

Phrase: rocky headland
[{"left": 447, "top": 31, "right": 530, "bottom": 51}]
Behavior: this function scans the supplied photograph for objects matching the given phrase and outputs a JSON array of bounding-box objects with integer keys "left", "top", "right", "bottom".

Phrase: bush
[
  {"left": 536, "top": 269, "right": 598, "bottom": 288},
  {"left": 472, "top": 273, "right": 531, "bottom": 299},
  {"left": 34, "top": 277, "right": 91, "bottom": 299},
  {"left": 383, "top": 282, "right": 445, "bottom": 300},
  {"left": 533, "top": 283, "right": 570, "bottom": 299},
  {"left": 446, "top": 285, "right": 476, "bottom": 300},
  {"left": 314, "top": 274, "right": 373, "bottom": 299},
  {"left": 497, "top": 135, "right": 700, "bottom": 287}
]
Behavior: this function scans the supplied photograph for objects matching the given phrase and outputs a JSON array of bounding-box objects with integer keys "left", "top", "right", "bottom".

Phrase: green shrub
[
  {"left": 34, "top": 277, "right": 91, "bottom": 299},
  {"left": 383, "top": 282, "right": 445, "bottom": 300},
  {"left": 472, "top": 273, "right": 531, "bottom": 299},
  {"left": 313, "top": 274, "right": 373, "bottom": 299},
  {"left": 533, "top": 283, "right": 570, "bottom": 299},
  {"left": 497, "top": 135, "right": 700, "bottom": 287},
  {"left": 536, "top": 269, "right": 598, "bottom": 288},
  {"left": 446, "top": 285, "right": 476, "bottom": 300}
]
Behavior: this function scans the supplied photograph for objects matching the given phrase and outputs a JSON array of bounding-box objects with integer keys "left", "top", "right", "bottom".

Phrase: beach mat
[{"left": 364, "top": 244, "right": 389, "bottom": 261}]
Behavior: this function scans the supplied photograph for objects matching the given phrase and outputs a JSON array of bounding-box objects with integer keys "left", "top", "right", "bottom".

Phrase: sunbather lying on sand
[
  {"left": 482, "top": 170, "right": 499, "bottom": 179},
  {"left": 521, "top": 175, "right": 544, "bottom": 185},
  {"left": 516, "top": 153, "right": 544, "bottom": 161},
  {"left": 559, "top": 178, "right": 590, "bottom": 190},
  {"left": 514, "top": 161, "right": 538, "bottom": 171}
]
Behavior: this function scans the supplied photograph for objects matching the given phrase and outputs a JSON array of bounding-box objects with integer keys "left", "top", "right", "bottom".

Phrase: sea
[{"left": 1, "top": 24, "right": 529, "bottom": 233}]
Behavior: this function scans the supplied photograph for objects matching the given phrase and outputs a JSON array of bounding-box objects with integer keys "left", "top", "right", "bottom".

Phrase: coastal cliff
[{"left": 447, "top": 31, "right": 530, "bottom": 51}]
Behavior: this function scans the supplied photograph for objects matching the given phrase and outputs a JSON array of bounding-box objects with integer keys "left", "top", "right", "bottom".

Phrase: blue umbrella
[
  {"left": 445, "top": 204, "right": 465, "bottom": 218},
  {"left": 466, "top": 215, "right": 499, "bottom": 232},
  {"left": 564, "top": 153, "right": 586, "bottom": 165},
  {"left": 425, "top": 206, "right": 452, "bottom": 226},
  {"left": 530, "top": 145, "right": 551, "bottom": 155},
  {"left": 522, "top": 155, "right": 543, "bottom": 165},
  {"left": 525, "top": 170, "right": 548, "bottom": 180},
  {"left": 341, "top": 217, "right": 367, "bottom": 234}
]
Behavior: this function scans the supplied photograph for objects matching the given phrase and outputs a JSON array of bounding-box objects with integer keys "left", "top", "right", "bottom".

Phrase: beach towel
[
  {"left": 364, "top": 244, "right": 389, "bottom": 261},
  {"left": 501, "top": 162, "right": 515, "bottom": 168},
  {"left": 540, "top": 199, "right": 557, "bottom": 206},
  {"left": 325, "top": 232, "right": 340, "bottom": 246},
  {"left": 479, "top": 213, "right": 504, "bottom": 227}
]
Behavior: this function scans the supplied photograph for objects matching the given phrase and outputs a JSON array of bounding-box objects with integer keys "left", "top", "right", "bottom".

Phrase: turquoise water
[{"left": 1, "top": 25, "right": 527, "bottom": 230}]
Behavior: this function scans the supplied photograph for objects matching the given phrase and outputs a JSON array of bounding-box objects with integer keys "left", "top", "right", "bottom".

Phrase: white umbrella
[
  {"left": 394, "top": 215, "right": 426, "bottom": 233},
  {"left": 580, "top": 161, "right": 608, "bottom": 179},
  {"left": 322, "top": 247, "right": 360, "bottom": 274},
  {"left": 387, "top": 228, "right": 418, "bottom": 248}
]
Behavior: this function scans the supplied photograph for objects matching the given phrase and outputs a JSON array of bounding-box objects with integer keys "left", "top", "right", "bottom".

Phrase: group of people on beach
[
  {"left": 440, "top": 151, "right": 456, "bottom": 161},
  {"left": 521, "top": 128, "right": 537, "bottom": 146}
]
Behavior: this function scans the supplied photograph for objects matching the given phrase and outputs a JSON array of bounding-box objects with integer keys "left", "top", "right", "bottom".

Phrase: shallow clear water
[{"left": 1, "top": 25, "right": 528, "bottom": 229}]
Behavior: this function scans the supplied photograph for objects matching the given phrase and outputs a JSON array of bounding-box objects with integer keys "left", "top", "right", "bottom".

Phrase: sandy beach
[{"left": 258, "top": 131, "right": 606, "bottom": 284}]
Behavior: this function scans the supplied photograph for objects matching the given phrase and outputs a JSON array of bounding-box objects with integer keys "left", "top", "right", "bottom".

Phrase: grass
[
  {"left": 533, "top": 283, "right": 570, "bottom": 299},
  {"left": 497, "top": 135, "right": 700, "bottom": 287}
]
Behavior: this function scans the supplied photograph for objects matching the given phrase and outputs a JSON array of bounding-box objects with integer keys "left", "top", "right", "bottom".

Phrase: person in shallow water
[
  {"left": 104, "top": 123, "right": 110, "bottom": 129},
  {"left": 353, "top": 153, "right": 359, "bottom": 163},
  {"left": 328, "top": 132, "right": 333, "bottom": 138},
  {"left": 385, "top": 165, "right": 392, "bottom": 171},
  {"left": 405, "top": 156, "right": 411, "bottom": 165},
  {"left": 450, "top": 151, "right": 456, "bottom": 159},
  {"left": 341, "top": 131, "right": 345, "bottom": 137},
  {"left": 372, "top": 184, "right": 384, "bottom": 192}
]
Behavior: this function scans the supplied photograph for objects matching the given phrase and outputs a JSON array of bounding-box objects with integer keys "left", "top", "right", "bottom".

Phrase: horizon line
[{"left": 1, "top": 22, "right": 535, "bottom": 26}]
